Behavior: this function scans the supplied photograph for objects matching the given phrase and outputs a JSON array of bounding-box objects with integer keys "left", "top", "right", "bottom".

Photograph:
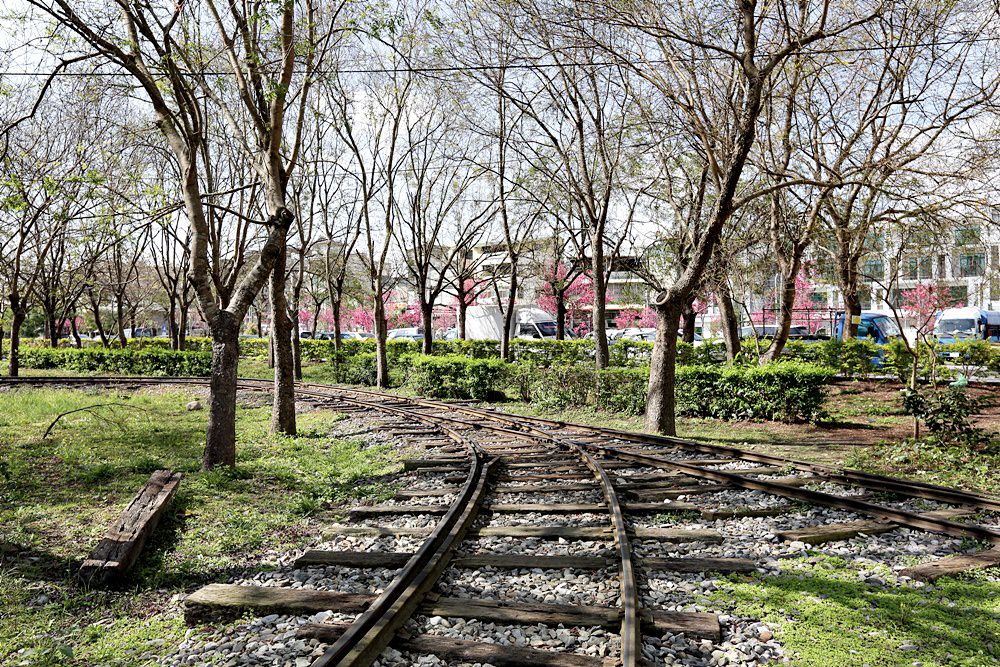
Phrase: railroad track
[{"left": 5, "top": 375, "right": 1000, "bottom": 667}]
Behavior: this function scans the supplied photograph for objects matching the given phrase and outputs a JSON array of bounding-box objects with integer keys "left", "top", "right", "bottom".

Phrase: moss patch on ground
[{"left": 0, "top": 386, "right": 398, "bottom": 666}]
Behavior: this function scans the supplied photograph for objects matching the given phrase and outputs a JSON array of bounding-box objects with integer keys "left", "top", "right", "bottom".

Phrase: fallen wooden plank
[
  {"left": 184, "top": 584, "right": 372, "bottom": 623},
  {"left": 295, "top": 550, "right": 411, "bottom": 568},
  {"left": 78, "top": 469, "right": 182, "bottom": 586},
  {"left": 900, "top": 547, "right": 1000, "bottom": 581},
  {"left": 452, "top": 554, "right": 614, "bottom": 570},
  {"left": 495, "top": 473, "right": 593, "bottom": 482},
  {"left": 470, "top": 525, "right": 612, "bottom": 540},
  {"left": 776, "top": 509, "right": 974, "bottom": 545},
  {"left": 641, "top": 557, "right": 756, "bottom": 573}
]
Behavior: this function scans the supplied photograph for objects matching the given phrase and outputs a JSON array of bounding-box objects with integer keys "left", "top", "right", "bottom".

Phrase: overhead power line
[{"left": 0, "top": 35, "right": 996, "bottom": 78}]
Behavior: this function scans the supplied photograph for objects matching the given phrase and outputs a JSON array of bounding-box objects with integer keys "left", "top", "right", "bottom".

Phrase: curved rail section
[{"left": 6, "top": 375, "right": 1000, "bottom": 665}]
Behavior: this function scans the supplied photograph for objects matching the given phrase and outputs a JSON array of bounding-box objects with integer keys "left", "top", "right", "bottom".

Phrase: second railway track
[{"left": 5, "top": 375, "right": 1000, "bottom": 667}]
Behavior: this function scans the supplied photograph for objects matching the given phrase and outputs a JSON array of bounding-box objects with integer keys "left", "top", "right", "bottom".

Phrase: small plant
[{"left": 900, "top": 383, "right": 994, "bottom": 450}]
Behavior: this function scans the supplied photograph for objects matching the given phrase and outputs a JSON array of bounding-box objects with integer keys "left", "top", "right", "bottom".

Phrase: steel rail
[
  {"left": 592, "top": 445, "right": 1000, "bottom": 545},
  {"left": 305, "top": 383, "right": 1000, "bottom": 513}
]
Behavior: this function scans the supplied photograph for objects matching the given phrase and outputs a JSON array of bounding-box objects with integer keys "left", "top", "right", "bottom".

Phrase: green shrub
[
  {"left": 609, "top": 339, "right": 653, "bottom": 367},
  {"left": 18, "top": 347, "right": 212, "bottom": 376},
  {"left": 405, "top": 355, "right": 509, "bottom": 400},
  {"left": 528, "top": 363, "right": 596, "bottom": 410},
  {"left": 901, "top": 385, "right": 993, "bottom": 450},
  {"left": 676, "top": 362, "right": 832, "bottom": 422},
  {"left": 431, "top": 339, "right": 501, "bottom": 359},
  {"left": 337, "top": 352, "right": 378, "bottom": 386},
  {"left": 595, "top": 367, "right": 648, "bottom": 415},
  {"left": 510, "top": 339, "right": 594, "bottom": 367}
]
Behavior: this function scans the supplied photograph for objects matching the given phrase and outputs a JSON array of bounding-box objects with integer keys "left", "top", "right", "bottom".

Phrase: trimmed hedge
[
  {"left": 676, "top": 362, "right": 833, "bottom": 422},
  {"left": 405, "top": 355, "right": 509, "bottom": 400},
  {"left": 18, "top": 347, "right": 212, "bottom": 376}
]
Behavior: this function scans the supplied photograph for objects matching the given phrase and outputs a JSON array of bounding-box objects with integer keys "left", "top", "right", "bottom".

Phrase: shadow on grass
[{"left": 719, "top": 567, "right": 1000, "bottom": 665}]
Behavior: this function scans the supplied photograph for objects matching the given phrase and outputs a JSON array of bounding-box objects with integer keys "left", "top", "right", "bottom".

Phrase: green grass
[
  {"left": 707, "top": 555, "right": 1000, "bottom": 666},
  {"left": 0, "top": 386, "right": 399, "bottom": 666},
  {"left": 846, "top": 440, "right": 1000, "bottom": 497}
]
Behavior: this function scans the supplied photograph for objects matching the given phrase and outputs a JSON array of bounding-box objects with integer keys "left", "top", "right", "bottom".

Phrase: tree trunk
[
  {"left": 456, "top": 304, "right": 469, "bottom": 340},
  {"left": 90, "top": 296, "right": 109, "bottom": 347},
  {"left": 270, "top": 244, "right": 296, "bottom": 435},
  {"left": 500, "top": 269, "right": 517, "bottom": 362},
  {"left": 761, "top": 261, "right": 800, "bottom": 362},
  {"left": 843, "top": 290, "right": 862, "bottom": 340},
  {"left": 8, "top": 308, "right": 25, "bottom": 377},
  {"left": 332, "top": 298, "right": 343, "bottom": 352},
  {"left": 374, "top": 293, "right": 389, "bottom": 388},
  {"left": 0, "top": 323, "right": 5, "bottom": 360},
  {"left": 421, "top": 301, "right": 433, "bottom": 354},
  {"left": 555, "top": 291, "right": 567, "bottom": 340},
  {"left": 292, "top": 325, "right": 303, "bottom": 381},
  {"left": 115, "top": 296, "right": 127, "bottom": 348},
  {"left": 644, "top": 304, "right": 683, "bottom": 435},
  {"left": 47, "top": 314, "right": 59, "bottom": 347},
  {"left": 680, "top": 299, "right": 697, "bottom": 343},
  {"left": 70, "top": 314, "right": 82, "bottom": 348},
  {"left": 204, "top": 312, "right": 240, "bottom": 470},
  {"left": 168, "top": 297, "right": 180, "bottom": 350},
  {"left": 591, "top": 249, "right": 609, "bottom": 368},
  {"left": 178, "top": 303, "right": 189, "bottom": 351},
  {"left": 716, "top": 287, "right": 741, "bottom": 362}
]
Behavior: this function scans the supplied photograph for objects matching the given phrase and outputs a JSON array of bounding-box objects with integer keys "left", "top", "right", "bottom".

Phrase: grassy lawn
[{"left": 0, "top": 386, "right": 399, "bottom": 666}]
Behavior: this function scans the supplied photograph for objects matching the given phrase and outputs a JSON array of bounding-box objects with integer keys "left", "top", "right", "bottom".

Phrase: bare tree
[{"left": 26, "top": 0, "right": 338, "bottom": 464}]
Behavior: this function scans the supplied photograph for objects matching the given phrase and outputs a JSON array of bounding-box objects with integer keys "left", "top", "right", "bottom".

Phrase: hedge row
[{"left": 18, "top": 347, "right": 212, "bottom": 376}]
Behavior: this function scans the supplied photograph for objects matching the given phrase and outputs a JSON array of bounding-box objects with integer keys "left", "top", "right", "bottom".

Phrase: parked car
[
  {"left": 300, "top": 331, "right": 315, "bottom": 339},
  {"left": 833, "top": 311, "right": 902, "bottom": 345},
  {"left": 340, "top": 331, "right": 375, "bottom": 341},
  {"left": 739, "top": 324, "right": 812, "bottom": 339},
  {"left": 387, "top": 327, "right": 424, "bottom": 341},
  {"left": 465, "top": 305, "right": 558, "bottom": 340},
  {"left": 933, "top": 307, "right": 1000, "bottom": 343}
]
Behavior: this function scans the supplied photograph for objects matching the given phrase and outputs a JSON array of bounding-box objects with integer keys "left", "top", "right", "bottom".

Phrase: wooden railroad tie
[
  {"left": 297, "top": 624, "right": 617, "bottom": 666},
  {"left": 349, "top": 501, "right": 704, "bottom": 518},
  {"left": 186, "top": 584, "right": 721, "bottom": 641},
  {"left": 775, "top": 508, "right": 975, "bottom": 545},
  {"left": 295, "top": 550, "right": 756, "bottom": 574},
  {"left": 78, "top": 469, "right": 182, "bottom": 586},
  {"left": 899, "top": 546, "right": 1000, "bottom": 581},
  {"left": 322, "top": 524, "right": 724, "bottom": 543}
]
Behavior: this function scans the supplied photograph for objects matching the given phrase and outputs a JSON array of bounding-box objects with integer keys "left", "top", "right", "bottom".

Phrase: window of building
[
  {"left": 958, "top": 253, "right": 986, "bottom": 277},
  {"left": 955, "top": 226, "right": 981, "bottom": 246},
  {"left": 863, "top": 259, "right": 883, "bottom": 282},
  {"left": 905, "top": 256, "right": 933, "bottom": 280},
  {"left": 938, "top": 254, "right": 947, "bottom": 279},
  {"left": 948, "top": 285, "right": 968, "bottom": 304}
]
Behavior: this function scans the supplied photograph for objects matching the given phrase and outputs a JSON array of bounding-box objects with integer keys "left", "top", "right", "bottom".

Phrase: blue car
[{"left": 833, "top": 311, "right": 902, "bottom": 344}]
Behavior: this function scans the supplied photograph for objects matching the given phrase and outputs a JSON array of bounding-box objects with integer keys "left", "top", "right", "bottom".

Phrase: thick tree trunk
[
  {"left": 716, "top": 287, "right": 741, "bottom": 362},
  {"left": 204, "top": 313, "right": 240, "bottom": 470},
  {"left": 843, "top": 291, "right": 862, "bottom": 340},
  {"left": 421, "top": 301, "right": 433, "bottom": 355},
  {"left": 644, "top": 304, "right": 683, "bottom": 435},
  {"left": 8, "top": 308, "right": 25, "bottom": 377},
  {"left": 374, "top": 295, "right": 389, "bottom": 388},
  {"left": 47, "top": 314, "right": 59, "bottom": 347},
  {"left": 270, "top": 244, "right": 296, "bottom": 435},
  {"left": 555, "top": 292, "right": 567, "bottom": 340},
  {"left": 591, "top": 250, "right": 609, "bottom": 368}
]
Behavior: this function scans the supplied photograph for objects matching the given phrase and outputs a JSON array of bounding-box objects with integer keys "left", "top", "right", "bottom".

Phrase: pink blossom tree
[
  {"left": 537, "top": 262, "right": 597, "bottom": 339},
  {"left": 615, "top": 307, "right": 658, "bottom": 329}
]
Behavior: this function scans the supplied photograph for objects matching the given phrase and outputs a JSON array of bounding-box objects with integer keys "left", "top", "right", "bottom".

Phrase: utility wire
[{"left": 0, "top": 35, "right": 996, "bottom": 78}]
